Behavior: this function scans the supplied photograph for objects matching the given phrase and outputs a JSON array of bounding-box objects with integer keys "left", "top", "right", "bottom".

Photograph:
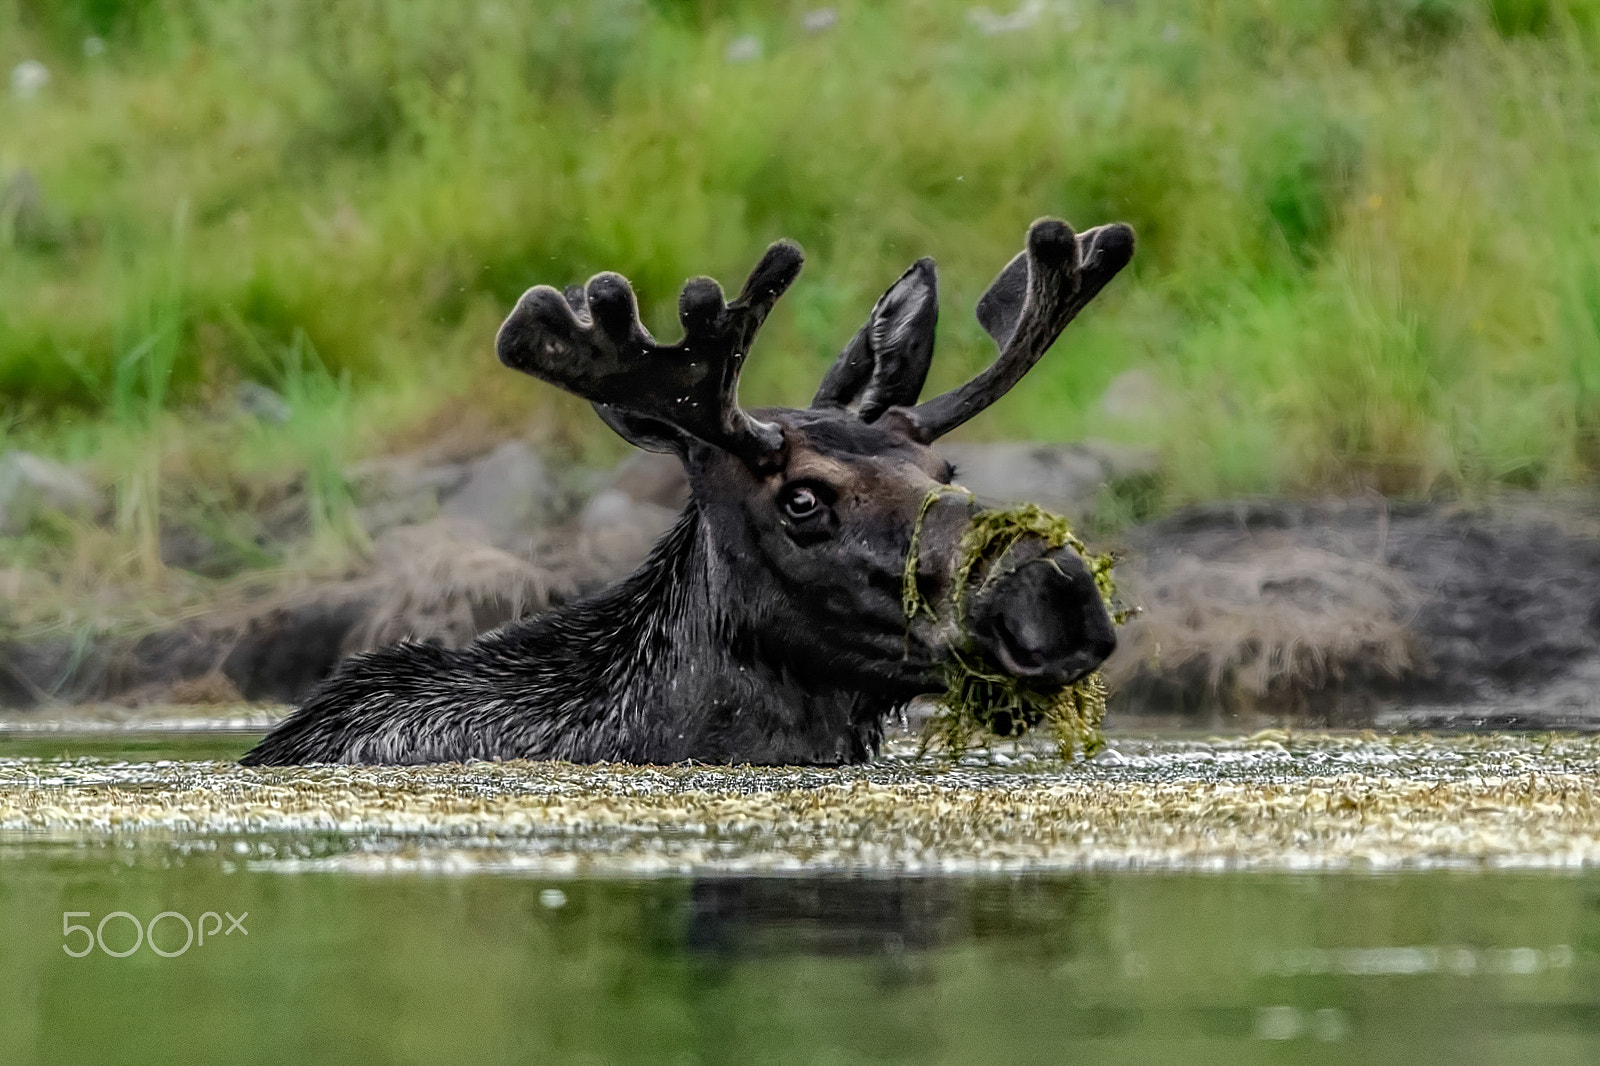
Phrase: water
[{"left": 3, "top": 730, "right": 1600, "bottom": 1063}]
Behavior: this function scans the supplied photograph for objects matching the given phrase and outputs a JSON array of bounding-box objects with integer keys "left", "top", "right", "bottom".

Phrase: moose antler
[
  {"left": 897, "top": 218, "right": 1134, "bottom": 442},
  {"left": 496, "top": 241, "right": 803, "bottom": 467}
]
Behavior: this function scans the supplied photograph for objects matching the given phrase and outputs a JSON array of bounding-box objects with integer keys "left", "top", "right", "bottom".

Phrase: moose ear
[{"left": 811, "top": 258, "right": 938, "bottom": 422}]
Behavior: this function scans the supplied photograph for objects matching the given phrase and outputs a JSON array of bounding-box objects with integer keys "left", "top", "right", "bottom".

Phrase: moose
[{"left": 241, "top": 217, "right": 1134, "bottom": 767}]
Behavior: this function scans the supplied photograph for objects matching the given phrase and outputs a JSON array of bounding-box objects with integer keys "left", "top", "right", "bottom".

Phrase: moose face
[
  {"left": 497, "top": 218, "right": 1134, "bottom": 706},
  {"left": 686, "top": 407, "right": 1118, "bottom": 702}
]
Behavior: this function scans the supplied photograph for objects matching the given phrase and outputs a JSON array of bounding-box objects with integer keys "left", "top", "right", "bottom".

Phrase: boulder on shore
[{"left": 0, "top": 451, "right": 100, "bottom": 535}]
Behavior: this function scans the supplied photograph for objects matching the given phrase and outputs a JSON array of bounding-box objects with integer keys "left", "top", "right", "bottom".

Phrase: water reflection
[
  {"left": 1, "top": 852, "right": 1599, "bottom": 1063},
  {"left": 688, "top": 876, "right": 953, "bottom": 957},
  {"left": 684, "top": 876, "right": 1101, "bottom": 963}
]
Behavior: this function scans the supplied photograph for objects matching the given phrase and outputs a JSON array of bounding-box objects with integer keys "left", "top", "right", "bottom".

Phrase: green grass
[{"left": 2, "top": 0, "right": 1599, "bottom": 611}]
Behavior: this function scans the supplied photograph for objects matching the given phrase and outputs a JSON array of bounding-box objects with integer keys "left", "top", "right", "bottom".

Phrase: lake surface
[{"left": 3, "top": 729, "right": 1599, "bottom": 1064}]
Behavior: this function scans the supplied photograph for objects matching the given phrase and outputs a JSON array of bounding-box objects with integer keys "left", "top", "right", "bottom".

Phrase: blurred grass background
[{"left": 2, "top": 0, "right": 1599, "bottom": 610}]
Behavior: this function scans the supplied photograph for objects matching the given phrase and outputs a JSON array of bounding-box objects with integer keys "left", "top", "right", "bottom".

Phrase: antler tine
[
  {"left": 897, "top": 219, "right": 1134, "bottom": 442},
  {"left": 496, "top": 241, "right": 803, "bottom": 467}
]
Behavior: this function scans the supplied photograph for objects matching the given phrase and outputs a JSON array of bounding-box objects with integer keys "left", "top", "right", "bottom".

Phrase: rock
[
  {"left": 221, "top": 599, "right": 373, "bottom": 703},
  {"left": 940, "top": 440, "right": 1160, "bottom": 519},
  {"left": 439, "top": 441, "right": 565, "bottom": 547},
  {"left": 603, "top": 451, "right": 689, "bottom": 509},
  {"left": 968, "top": 0, "right": 1047, "bottom": 35},
  {"left": 9, "top": 60, "right": 49, "bottom": 100},
  {"left": 349, "top": 456, "right": 468, "bottom": 538},
  {"left": 354, "top": 495, "right": 432, "bottom": 539},
  {"left": 349, "top": 454, "right": 470, "bottom": 503},
  {"left": 1097, "top": 368, "right": 1172, "bottom": 425},
  {"left": 158, "top": 521, "right": 262, "bottom": 578},
  {"left": 586, "top": 452, "right": 689, "bottom": 542},
  {"left": 802, "top": 8, "right": 839, "bottom": 32},
  {"left": 576, "top": 453, "right": 688, "bottom": 574},
  {"left": 1084, "top": 438, "right": 1163, "bottom": 481},
  {"left": 0, "top": 451, "right": 99, "bottom": 535},
  {"left": 724, "top": 34, "right": 762, "bottom": 62},
  {"left": 349, "top": 520, "right": 584, "bottom": 651},
  {"left": 580, "top": 489, "right": 666, "bottom": 534},
  {"left": 1, "top": 169, "right": 61, "bottom": 248},
  {"left": 235, "top": 381, "right": 292, "bottom": 424},
  {"left": 578, "top": 488, "right": 680, "bottom": 566},
  {"left": 0, "top": 638, "right": 99, "bottom": 707},
  {"left": 159, "top": 524, "right": 224, "bottom": 575}
]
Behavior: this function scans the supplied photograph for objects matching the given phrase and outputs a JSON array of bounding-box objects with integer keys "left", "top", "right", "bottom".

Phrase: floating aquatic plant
[
  {"left": 8, "top": 735, "right": 1598, "bottom": 874},
  {"left": 903, "top": 487, "right": 1126, "bottom": 760}
]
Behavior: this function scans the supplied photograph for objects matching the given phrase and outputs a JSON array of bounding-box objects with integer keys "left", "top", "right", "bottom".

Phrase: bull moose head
[{"left": 242, "top": 218, "right": 1134, "bottom": 767}]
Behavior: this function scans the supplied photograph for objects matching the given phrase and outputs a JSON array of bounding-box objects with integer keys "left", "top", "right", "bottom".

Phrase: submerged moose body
[{"left": 241, "top": 218, "right": 1134, "bottom": 767}]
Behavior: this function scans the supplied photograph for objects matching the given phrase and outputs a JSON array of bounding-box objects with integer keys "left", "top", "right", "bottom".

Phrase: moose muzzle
[{"left": 966, "top": 547, "right": 1117, "bottom": 688}]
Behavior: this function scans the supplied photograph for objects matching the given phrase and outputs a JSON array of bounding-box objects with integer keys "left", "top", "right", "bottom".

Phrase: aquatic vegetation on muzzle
[{"left": 903, "top": 488, "right": 1126, "bottom": 759}]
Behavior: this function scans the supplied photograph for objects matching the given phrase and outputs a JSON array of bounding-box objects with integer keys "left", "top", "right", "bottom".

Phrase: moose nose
[{"left": 967, "top": 548, "right": 1116, "bottom": 688}]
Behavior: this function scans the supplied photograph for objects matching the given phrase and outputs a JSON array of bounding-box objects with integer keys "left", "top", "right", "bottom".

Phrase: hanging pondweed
[{"left": 903, "top": 487, "right": 1128, "bottom": 760}]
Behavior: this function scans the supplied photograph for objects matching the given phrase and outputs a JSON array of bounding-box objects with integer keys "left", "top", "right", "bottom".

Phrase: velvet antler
[
  {"left": 496, "top": 241, "right": 803, "bottom": 467},
  {"left": 896, "top": 219, "right": 1134, "bottom": 441}
]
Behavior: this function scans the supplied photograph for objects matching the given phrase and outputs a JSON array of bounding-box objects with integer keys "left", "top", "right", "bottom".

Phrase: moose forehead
[{"left": 759, "top": 407, "right": 953, "bottom": 484}]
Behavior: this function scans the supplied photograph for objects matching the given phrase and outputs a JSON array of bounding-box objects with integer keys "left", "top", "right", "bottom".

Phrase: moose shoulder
[{"left": 241, "top": 218, "right": 1134, "bottom": 767}]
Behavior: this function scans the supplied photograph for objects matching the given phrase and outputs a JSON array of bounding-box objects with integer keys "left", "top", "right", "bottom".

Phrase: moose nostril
[
  {"left": 987, "top": 606, "right": 1113, "bottom": 683},
  {"left": 969, "top": 554, "right": 1117, "bottom": 686},
  {"left": 991, "top": 615, "right": 1051, "bottom": 672}
]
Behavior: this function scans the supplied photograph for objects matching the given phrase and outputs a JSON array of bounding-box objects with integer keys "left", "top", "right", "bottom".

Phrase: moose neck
[{"left": 487, "top": 500, "right": 887, "bottom": 765}]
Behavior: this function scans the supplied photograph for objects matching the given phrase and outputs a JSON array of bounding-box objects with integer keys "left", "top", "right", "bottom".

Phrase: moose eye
[
  {"left": 781, "top": 484, "right": 823, "bottom": 521},
  {"left": 777, "top": 480, "right": 832, "bottom": 521}
]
